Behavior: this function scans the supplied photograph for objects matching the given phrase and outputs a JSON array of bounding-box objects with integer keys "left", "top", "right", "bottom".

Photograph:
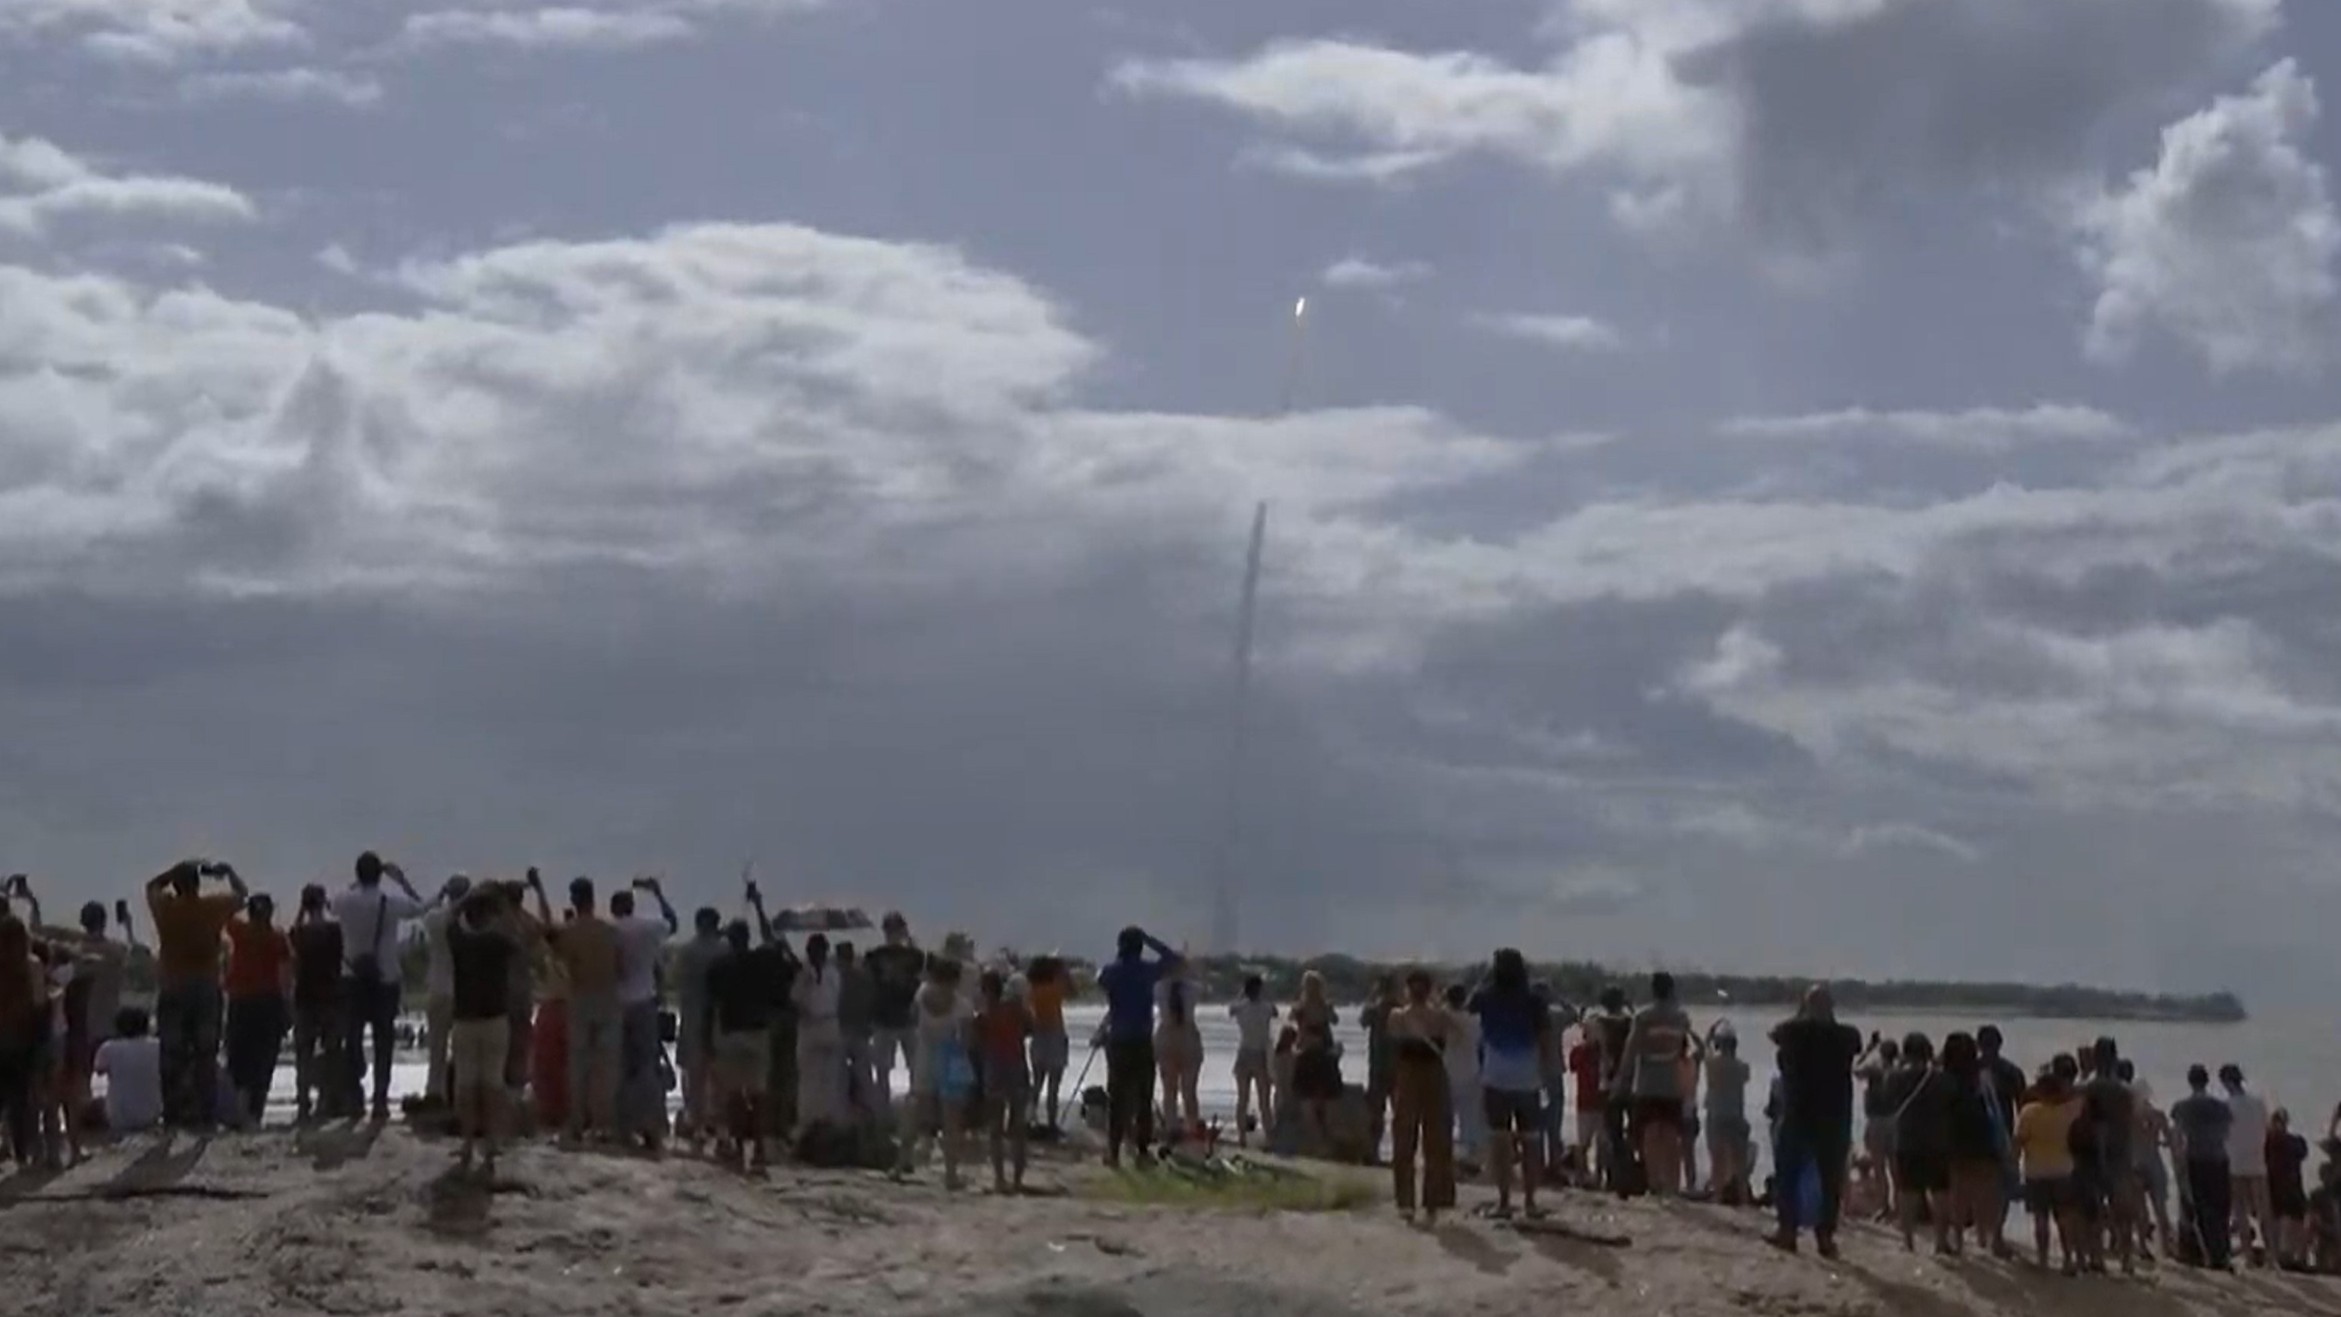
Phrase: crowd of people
[{"left": 5, "top": 862, "right": 2340, "bottom": 1280}]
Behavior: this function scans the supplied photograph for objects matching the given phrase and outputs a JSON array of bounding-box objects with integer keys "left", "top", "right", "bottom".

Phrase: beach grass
[{"left": 1081, "top": 1162, "right": 1380, "bottom": 1215}]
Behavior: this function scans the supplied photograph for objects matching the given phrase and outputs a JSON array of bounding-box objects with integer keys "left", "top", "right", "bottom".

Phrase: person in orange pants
[{"left": 1388, "top": 968, "right": 1461, "bottom": 1223}]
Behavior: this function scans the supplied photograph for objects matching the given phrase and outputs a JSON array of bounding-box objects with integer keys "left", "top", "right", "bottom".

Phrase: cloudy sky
[{"left": 5, "top": 0, "right": 2341, "bottom": 998}]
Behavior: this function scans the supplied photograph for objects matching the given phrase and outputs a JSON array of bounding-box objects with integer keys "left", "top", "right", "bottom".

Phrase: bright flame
[{"left": 1293, "top": 296, "right": 1308, "bottom": 320}]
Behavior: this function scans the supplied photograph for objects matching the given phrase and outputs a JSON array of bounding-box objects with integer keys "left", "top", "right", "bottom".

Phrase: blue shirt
[
  {"left": 1469, "top": 985, "right": 1546, "bottom": 1093},
  {"left": 1097, "top": 936, "right": 1178, "bottom": 1042}
]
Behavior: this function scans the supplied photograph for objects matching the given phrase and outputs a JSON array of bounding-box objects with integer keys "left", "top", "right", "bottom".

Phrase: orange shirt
[
  {"left": 148, "top": 889, "right": 242, "bottom": 989},
  {"left": 1028, "top": 977, "right": 1066, "bottom": 1032},
  {"left": 224, "top": 921, "right": 293, "bottom": 1000}
]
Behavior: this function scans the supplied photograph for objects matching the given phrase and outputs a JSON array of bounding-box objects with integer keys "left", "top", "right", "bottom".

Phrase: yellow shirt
[{"left": 2016, "top": 1096, "right": 2082, "bottom": 1180}]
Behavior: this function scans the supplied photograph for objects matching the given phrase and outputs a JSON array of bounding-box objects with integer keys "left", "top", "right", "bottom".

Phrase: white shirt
[
  {"left": 2227, "top": 1090, "right": 2271, "bottom": 1173},
  {"left": 332, "top": 884, "right": 425, "bottom": 972},
  {"left": 421, "top": 909, "right": 455, "bottom": 998},
  {"left": 1446, "top": 1011, "right": 1483, "bottom": 1084},
  {"left": 613, "top": 916, "right": 669, "bottom": 1006},
  {"left": 793, "top": 963, "right": 841, "bottom": 1022},
  {"left": 1230, "top": 999, "right": 1277, "bottom": 1053},
  {"left": 95, "top": 1037, "right": 163, "bottom": 1132}
]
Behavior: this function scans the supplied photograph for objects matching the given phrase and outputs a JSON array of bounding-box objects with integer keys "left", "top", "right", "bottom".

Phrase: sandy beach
[{"left": 2, "top": 1125, "right": 2331, "bottom": 1317}]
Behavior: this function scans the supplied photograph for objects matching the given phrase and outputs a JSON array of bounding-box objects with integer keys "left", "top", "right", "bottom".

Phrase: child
[{"left": 93, "top": 1006, "right": 162, "bottom": 1134}]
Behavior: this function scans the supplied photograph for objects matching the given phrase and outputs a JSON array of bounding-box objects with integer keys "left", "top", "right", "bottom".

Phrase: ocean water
[{"left": 153, "top": 1001, "right": 2333, "bottom": 1175}]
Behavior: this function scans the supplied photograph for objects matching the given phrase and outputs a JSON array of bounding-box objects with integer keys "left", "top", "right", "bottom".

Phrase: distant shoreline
[{"left": 1043, "top": 952, "right": 2251, "bottom": 1026}]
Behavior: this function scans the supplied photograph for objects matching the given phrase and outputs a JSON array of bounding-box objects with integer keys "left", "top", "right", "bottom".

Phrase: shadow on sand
[{"left": 296, "top": 1119, "right": 385, "bottom": 1172}]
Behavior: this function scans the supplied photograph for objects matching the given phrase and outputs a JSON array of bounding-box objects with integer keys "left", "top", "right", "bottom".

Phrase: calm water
[{"left": 146, "top": 1002, "right": 2335, "bottom": 1164}]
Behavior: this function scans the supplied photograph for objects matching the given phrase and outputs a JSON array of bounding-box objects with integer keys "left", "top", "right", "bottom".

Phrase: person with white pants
[{"left": 1443, "top": 983, "right": 1487, "bottom": 1168}]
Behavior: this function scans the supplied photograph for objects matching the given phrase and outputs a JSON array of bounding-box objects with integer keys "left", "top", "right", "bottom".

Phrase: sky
[{"left": 4, "top": 1, "right": 2341, "bottom": 1000}]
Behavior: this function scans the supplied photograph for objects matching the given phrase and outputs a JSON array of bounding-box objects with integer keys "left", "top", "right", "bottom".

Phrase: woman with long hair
[
  {"left": 1290, "top": 971, "right": 1343, "bottom": 1153},
  {"left": 1940, "top": 1031, "right": 2012, "bottom": 1259},
  {"left": 1154, "top": 961, "right": 1203, "bottom": 1140},
  {"left": 0, "top": 917, "right": 52, "bottom": 1166},
  {"left": 1889, "top": 1032, "right": 1951, "bottom": 1253}
]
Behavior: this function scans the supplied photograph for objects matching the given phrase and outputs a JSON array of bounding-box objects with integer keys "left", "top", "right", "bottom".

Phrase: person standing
[
  {"left": 552, "top": 877, "right": 623, "bottom": 1145},
  {"left": 1155, "top": 962, "right": 1204, "bottom": 1141},
  {"left": 1358, "top": 975, "right": 1400, "bottom": 1167},
  {"left": 222, "top": 894, "right": 294, "bottom": 1125},
  {"left": 418, "top": 875, "right": 475, "bottom": 1107},
  {"left": 10, "top": 877, "right": 135, "bottom": 1154},
  {"left": 1229, "top": 976, "right": 1278, "bottom": 1148},
  {"left": 974, "top": 967, "right": 1034, "bottom": 1193},
  {"left": 666, "top": 907, "right": 726, "bottom": 1145},
  {"left": 1766, "top": 985, "right": 1863, "bottom": 1258},
  {"left": 2073, "top": 1039, "right": 2141, "bottom": 1274},
  {"left": 443, "top": 887, "right": 521, "bottom": 1177},
  {"left": 1567, "top": 1018, "right": 1608, "bottom": 1186},
  {"left": 1095, "top": 925, "right": 1179, "bottom": 1167},
  {"left": 1388, "top": 969, "right": 1459, "bottom": 1224},
  {"left": 703, "top": 916, "right": 794, "bottom": 1172},
  {"left": 2015, "top": 1060, "right": 2086, "bottom": 1273},
  {"left": 609, "top": 878, "right": 678, "bottom": 1151},
  {"left": 1614, "top": 972, "right": 1693, "bottom": 1198},
  {"left": 1025, "top": 955, "right": 1070, "bottom": 1131},
  {"left": 834, "top": 941, "right": 876, "bottom": 1121},
  {"left": 791, "top": 932, "right": 847, "bottom": 1134},
  {"left": 333, "top": 852, "right": 427, "bottom": 1123},
  {"left": 2171, "top": 1064, "right": 2236, "bottom": 1270},
  {"left": 1470, "top": 949, "right": 1549, "bottom": 1220},
  {"left": 2222, "top": 1064, "right": 2274, "bottom": 1266},
  {"left": 144, "top": 857, "right": 248, "bottom": 1130},
  {"left": 2268, "top": 1108, "right": 2312, "bottom": 1270},
  {"left": 863, "top": 913, "right": 925, "bottom": 1111},
  {"left": 1442, "top": 983, "right": 1484, "bottom": 1173},
  {"left": 286, "top": 885, "right": 347, "bottom": 1121},
  {"left": 1704, "top": 1024, "right": 1754, "bottom": 1205}
]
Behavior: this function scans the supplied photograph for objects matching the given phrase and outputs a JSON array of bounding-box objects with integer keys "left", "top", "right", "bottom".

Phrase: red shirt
[
  {"left": 224, "top": 921, "right": 293, "bottom": 1001},
  {"left": 1569, "top": 1038, "right": 1607, "bottom": 1109}
]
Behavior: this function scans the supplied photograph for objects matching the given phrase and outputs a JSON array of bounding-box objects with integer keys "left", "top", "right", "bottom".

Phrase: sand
[{"left": 2, "top": 1129, "right": 2334, "bottom": 1317}]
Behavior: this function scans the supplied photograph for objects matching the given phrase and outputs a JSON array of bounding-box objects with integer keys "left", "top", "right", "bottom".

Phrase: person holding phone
[
  {"left": 144, "top": 857, "right": 248, "bottom": 1129},
  {"left": 331, "top": 852, "right": 427, "bottom": 1123}
]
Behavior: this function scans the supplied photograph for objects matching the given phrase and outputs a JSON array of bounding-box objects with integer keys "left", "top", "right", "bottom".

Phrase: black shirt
[
  {"left": 863, "top": 943, "right": 924, "bottom": 1031},
  {"left": 1983, "top": 1055, "right": 2027, "bottom": 1132},
  {"left": 289, "top": 922, "right": 344, "bottom": 1009},
  {"left": 1770, "top": 1016, "right": 1863, "bottom": 1132},
  {"left": 2075, "top": 1076, "right": 2136, "bottom": 1165},
  {"left": 706, "top": 946, "right": 797, "bottom": 1041},
  {"left": 448, "top": 924, "right": 518, "bottom": 1022}
]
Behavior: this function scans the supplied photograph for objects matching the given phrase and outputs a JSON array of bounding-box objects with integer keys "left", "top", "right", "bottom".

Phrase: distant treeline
[
  {"left": 1027, "top": 952, "right": 2250, "bottom": 1025},
  {"left": 92, "top": 937, "right": 2247, "bottom": 1025}
]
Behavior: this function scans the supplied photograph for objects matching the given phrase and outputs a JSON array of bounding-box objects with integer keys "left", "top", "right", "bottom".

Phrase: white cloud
[
  {"left": 1, "top": 0, "right": 305, "bottom": 63},
  {"left": 399, "top": 8, "right": 700, "bottom": 52},
  {"left": 181, "top": 67, "right": 385, "bottom": 108},
  {"left": 2074, "top": 60, "right": 2341, "bottom": 375},
  {"left": 0, "top": 134, "right": 258, "bottom": 237},
  {"left": 1470, "top": 311, "right": 1622, "bottom": 351},
  {"left": 1718, "top": 404, "right": 2132, "bottom": 449},
  {"left": 1320, "top": 256, "right": 1431, "bottom": 290},
  {"left": 1115, "top": 0, "right": 2282, "bottom": 252}
]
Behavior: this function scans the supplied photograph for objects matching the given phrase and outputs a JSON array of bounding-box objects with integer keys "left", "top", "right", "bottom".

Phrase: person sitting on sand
[
  {"left": 792, "top": 932, "right": 847, "bottom": 1135},
  {"left": 1025, "top": 955, "right": 1070, "bottom": 1131},
  {"left": 93, "top": 1005, "right": 162, "bottom": 1134},
  {"left": 671, "top": 906, "right": 728, "bottom": 1147},
  {"left": 1613, "top": 971, "right": 1692, "bottom": 1199},
  {"left": 1443, "top": 983, "right": 1484, "bottom": 1175},
  {"left": 1470, "top": 948, "right": 1549, "bottom": 1220},
  {"left": 898, "top": 957, "right": 974, "bottom": 1188},
  {"left": 1388, "top": 968, "right": 1460, "bottom": 1225},
  {"left": 1765, "top": 985, "right": 1862, "bottom": 1258},
  {"left": 551, "top": 876, "right": 623, "bottom": 1146},
  {"left": 610, "top": 878, "right": 678, "bottom": 1152},
  {"left": 2015, "top": 1057, "right": 2085, "bottom": 1273},
  {"left": 1155, "top": 959, "right": 1204, "bottom": 1142},
  {"left": 975, "top": 967, "right": 1034, "bottom": 1193},
  {"left": 1095, "top": 925, "right": 1179, "bottom": 1168},
  {"left": 703, "top": 915, "right": 794, "bottom": 1172},
  {"left": 446, "top": 886, "right": 524, "bottom": 1178},
  {"left": 1229, "top": 974, "right": 1277, "bottom": 1148},
  {"left": 146, "top": 857, "right": 250, "bottom": 1130},
  {"left": 1289, "top": 972, "right": 1342, "bottom": 1156}
]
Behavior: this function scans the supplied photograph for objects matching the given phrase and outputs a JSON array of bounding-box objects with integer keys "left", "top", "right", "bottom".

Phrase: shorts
[
  {"left": 1233, "top": 1047, "right": 1270, "bottom": 1084},
  {"left": 1865, "top": 1118, "right": 1896, "bottom": 1161},
  {"left": 1631, "top": 1096, "right": 1683, "bottom": 1133},
  {"left": 2025, "top": 1177, "right": 2076, "bottom": 1215},
  {"left": 1898, "top": 1151, "right": 1950, "bottom": 1194},
  {"left": 1484, "top": 1086, "right": 1541, "bottom": 1133},
  {"left": 449, "top": 1018, "right": 510, "bottom": 1099},
  {"left": 713, "top": 1031, "right": 772, "bottom": 1096},
  {"left": 1029, "top": 1028, "right": 1069, "bottom": 1073},
  {"left": 1575, "top": 1109, "right": 1604, "bottom": 1149},
  {"left": 2074, "top": 1157, "right": 2139, "bottom": 1219},
  {"left": 1707, "top": 1114, "right": 1751, "bottom": 1148}
]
